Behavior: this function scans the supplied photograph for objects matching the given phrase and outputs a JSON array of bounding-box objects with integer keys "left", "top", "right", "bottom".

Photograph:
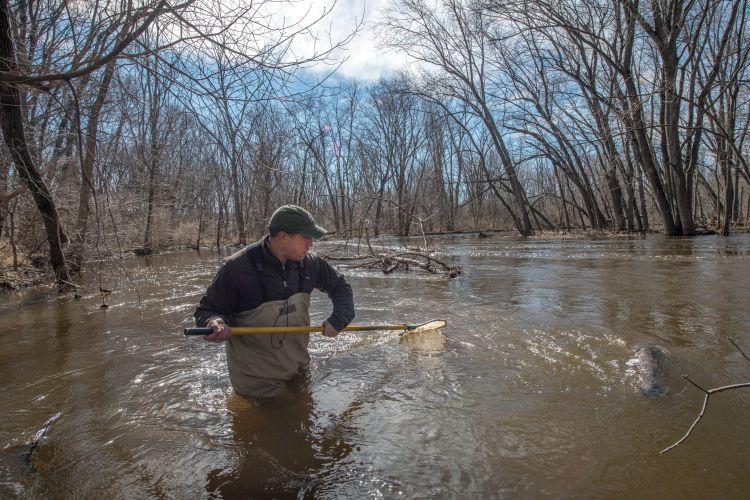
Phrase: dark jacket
[{"left": 194, "top": 236, "right": 355, "bottom": 331}]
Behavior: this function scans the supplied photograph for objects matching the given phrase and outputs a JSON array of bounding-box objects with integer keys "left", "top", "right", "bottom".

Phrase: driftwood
[
  {"left": 661, "top": 338, "right": 750, "bottom": 454},
  {"left": 322, "top": 251, "right": 461, "bottom": 278}
]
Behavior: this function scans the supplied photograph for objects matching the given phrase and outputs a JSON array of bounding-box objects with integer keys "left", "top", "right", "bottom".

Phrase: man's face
[{"left": 281, "top": 232, "right": 313, "bottom": 261}]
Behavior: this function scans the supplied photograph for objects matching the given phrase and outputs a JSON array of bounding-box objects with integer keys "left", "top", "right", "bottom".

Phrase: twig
[
  {"left": 661, "top": 386, "right": 710, "bottom": 454},
  {"left": 683, "top": 375, "right": 709, "bottom": 393},
  {"left": 661, "top": 380, "right": 750, "bottom": 454},
  {"left": 729, "top": 337, "right": 750, "bottom": 362},
  {"left": 661, "top": 340, "right": 750, "bottom": 454}
]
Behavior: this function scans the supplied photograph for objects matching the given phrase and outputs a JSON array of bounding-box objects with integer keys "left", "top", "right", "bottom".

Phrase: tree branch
[{"left": 661, "top": 340, "right": 750, "bottom": 454}]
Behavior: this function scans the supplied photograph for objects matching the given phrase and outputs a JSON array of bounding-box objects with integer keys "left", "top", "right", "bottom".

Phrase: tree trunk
[
  {"left": 554, "top": 165, "right": 571, "bottom": 231},
  {"left": 732, "top": 167, "right": 740, "bottom": 223},
  {"left": 637, "top": 161, "right": 650, "bottom": 231},
  {"left": 216, "top": 194, "right": 223, "bottom": 251},
  {"left": 662, "top": 51, "right": 695, "bottom": 234},
  {"left": 196, "top": 202, "right": 203, "bottom": 250},
  {"left": 143, "top": 144, "right": 158, "bottom": 252},
  {"left": 374, "top": 181, "right": 386, "bottom": 237},
  {"left": 613, "top": 4, "right": 677, "bottom": 234},
  {"left": 143, "top": 76, "right": 160, "bottom": 253},
  {"left": 9, "top": 202, "right": 17, "bottom": 268},
  {"left": 623, "top": 148, "right": 638, "bottom": 231},
  {"left": 718, "top": 137, "right": 733, "bottom": 236},
  {"left": 0, "top": 160, "right": 6, "bottom": 239},
  {"left": 0, "top": 0, "right": 71, "bottom": 288},
  {"left": 485, "top": 113, "right": 533, "bottom": 236},
  {"left": 229, "top": 154, "right": 247, "bottom": 244},
  {"left": 587, "top": 96, "right": 626, "bottom": 230}
]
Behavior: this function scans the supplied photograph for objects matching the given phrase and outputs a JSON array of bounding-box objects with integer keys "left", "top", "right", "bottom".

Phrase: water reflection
[{"left": 206, "top": 375, "right": 353, "bottom": 498}]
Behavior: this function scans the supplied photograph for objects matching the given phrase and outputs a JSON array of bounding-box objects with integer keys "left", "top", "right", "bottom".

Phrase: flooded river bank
[{"left": 1, "top": 234, "right": 749, "bottom": 498}]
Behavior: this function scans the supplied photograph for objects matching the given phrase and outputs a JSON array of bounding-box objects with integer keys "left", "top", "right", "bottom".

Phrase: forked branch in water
[{"left": 661, "top": 339, "right": 750, "bottom": 454}]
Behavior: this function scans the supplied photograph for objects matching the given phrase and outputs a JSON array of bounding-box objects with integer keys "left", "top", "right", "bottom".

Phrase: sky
[{"left": 275, "top": 0, "right": 413, "bottom": 82}]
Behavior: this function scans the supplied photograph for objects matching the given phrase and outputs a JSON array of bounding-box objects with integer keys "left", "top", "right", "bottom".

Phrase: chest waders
[{"left": 226, "top": 248, "right": 312, "bottom": 399}]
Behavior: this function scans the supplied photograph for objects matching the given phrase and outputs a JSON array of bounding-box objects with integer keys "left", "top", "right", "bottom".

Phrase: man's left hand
[{"left": 322, "top": 321, "right": 339, "bottom": 337}]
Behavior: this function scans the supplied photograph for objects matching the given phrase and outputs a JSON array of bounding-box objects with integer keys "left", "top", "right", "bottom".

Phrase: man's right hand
[{"left": 204, "top": 318, "right": 232, "bottom": 342}]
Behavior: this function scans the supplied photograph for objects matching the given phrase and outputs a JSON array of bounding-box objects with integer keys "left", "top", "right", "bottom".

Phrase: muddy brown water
[{"left": 1, "top": 234, "right": 749, "bottom": 498}]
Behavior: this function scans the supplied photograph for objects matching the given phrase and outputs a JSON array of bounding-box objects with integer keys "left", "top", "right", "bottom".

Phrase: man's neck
[{"left": 266, "top": 235, "right": 287, "bottom": 265}]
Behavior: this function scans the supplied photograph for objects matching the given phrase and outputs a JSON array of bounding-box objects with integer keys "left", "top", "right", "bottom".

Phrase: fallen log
[{"left": 321, "top": 251, "right": 461, "bottom": 278}]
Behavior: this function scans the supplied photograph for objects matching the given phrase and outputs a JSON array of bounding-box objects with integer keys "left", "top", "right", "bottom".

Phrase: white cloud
[{"left": 273, "top": 0, "right": 413, "bottom": 82}]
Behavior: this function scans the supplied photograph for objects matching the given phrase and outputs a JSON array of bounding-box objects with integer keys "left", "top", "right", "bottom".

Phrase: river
[{"left": 1, "top": 233, "right": 749, "bottom": 498}]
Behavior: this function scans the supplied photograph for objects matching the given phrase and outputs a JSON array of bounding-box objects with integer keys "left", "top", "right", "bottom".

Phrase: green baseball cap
[{"left": 268, "top": 205, "right": 328, "bottom": 238}]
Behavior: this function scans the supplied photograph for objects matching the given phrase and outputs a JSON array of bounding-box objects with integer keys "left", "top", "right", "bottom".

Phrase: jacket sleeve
[
  {"left": 194, "top": 262, "right": 238, "bottom": 327},
  {"left": 313, "top": 257, "right": 355, "bottom": 331}
]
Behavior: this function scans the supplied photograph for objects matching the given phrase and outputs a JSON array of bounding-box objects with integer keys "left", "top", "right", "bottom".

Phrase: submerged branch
[{"left": 661, "top": 340, "right": 750, "bottom": 454}]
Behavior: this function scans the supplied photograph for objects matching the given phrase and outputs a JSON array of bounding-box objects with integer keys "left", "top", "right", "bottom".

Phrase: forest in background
[{"left": 1, "top": 0, "right": 749, "bottom": 289}]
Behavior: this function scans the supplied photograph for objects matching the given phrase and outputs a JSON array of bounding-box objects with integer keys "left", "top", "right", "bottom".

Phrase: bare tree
[
  {"left": 366, "top": 79, "right": 426, "bottom": 236},
  {"left": 0, "top": 0, "right": 70, "bottom": 287},
  {"left": 382, "top": 0, "right": 535, "bottom": 235},
  {"left": 0, "top": 0, "right": 193, "bottom": 286}
]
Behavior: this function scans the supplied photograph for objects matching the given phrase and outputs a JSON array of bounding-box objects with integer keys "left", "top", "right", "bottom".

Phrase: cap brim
[{"left": 301, "top": 225, "right": 327, "bottom": 238}]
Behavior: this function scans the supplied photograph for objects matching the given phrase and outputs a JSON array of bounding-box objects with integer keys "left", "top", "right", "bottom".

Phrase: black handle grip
[{"left": 184, "top": 327, "right": 213, "bottom": 335}]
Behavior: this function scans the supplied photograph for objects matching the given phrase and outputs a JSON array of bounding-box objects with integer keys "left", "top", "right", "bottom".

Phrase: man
[{"left": 194, "top": 204, "right": 355, "bottom": 400}]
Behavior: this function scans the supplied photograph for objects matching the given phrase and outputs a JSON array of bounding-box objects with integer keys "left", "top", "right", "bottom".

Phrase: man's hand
[
  {"left": 204, "top": 318, "right": 232, "bottom": 342},
  {"left": 322, "top": 320, "right": 339, "bottom": 338}
]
